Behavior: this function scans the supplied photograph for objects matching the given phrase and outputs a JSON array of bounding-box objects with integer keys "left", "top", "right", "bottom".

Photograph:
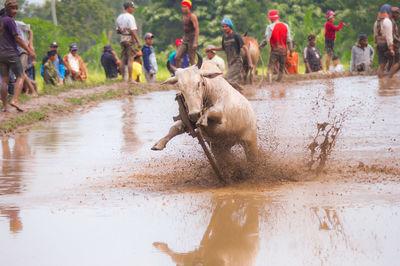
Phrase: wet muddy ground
[{"left": 1, "top": 76, "right": 399, "bottom": 265}]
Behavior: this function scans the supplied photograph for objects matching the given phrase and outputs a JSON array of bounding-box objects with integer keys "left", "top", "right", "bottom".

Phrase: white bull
[{"left": 152, "top": 53, "right": 258, "bottom": 170}]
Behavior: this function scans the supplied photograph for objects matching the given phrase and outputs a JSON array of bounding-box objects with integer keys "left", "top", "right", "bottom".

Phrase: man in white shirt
[
  {"left": 374, "top": 4, "right": 394, "bottom": 78},
  {"left": 205, "top": 45, "right": 225, "bottom": 73},
  {"left": 350, "top": 34, "right": 374, "bottom": 72},
  {"left": 116, "top": 1, "right": 141, "bottom": 82}
]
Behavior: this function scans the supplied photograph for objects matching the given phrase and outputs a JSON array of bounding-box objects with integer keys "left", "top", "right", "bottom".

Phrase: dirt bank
[{"left": 0, "top": 82, "right": 168, "bottom": 138}]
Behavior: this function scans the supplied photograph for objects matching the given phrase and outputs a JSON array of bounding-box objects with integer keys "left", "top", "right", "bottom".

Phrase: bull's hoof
[{"left": 151, "top": 142, "right": 166, "bottom": 151}]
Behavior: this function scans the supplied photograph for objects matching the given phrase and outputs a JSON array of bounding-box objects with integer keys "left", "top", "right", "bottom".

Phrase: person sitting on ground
[
  {"left": 142, "top": 32, "right": 158, "bottom": 83},
  {"left": 43, "top": 50, "right": 60, "bottom": 86},
  {"left": 350, "top": 34, "right": 374, "bottom": 72},
  {"left": 205, "top": 45, "right": 225, "bottom": 73},
  {"left": 329, "top": 56, "right": 345, "bottom": 72},
  {"left": 132, "top": 52, "right": 142, "bottom": 82},
  {"left": 169, "top": 39, "right": 190, "bottom": 69},
  {"left": 41, "top": 42, "right": 66, "bottom": 84},
  {"left": 63, "top": 44, "right": 87, "bottom": 82},
  {"left": 285, "top": 40, "right": 298, "bottom": 74},
  {"left": 374, "top": 4, "right": 394, "bottom": 79},
  {"left": 325, "top": 10, "right": 345, "bottom": 70},
  {"left": 304, "top": 34, "right": 323, "bottom": 73},
  {"left": 101, "top": 45, "right": 120, "bottom": 79}
]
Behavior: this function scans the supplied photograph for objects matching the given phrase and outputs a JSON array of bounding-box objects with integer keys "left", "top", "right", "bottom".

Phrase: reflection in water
[
  {"left": 154, "top": 195, "right": 260, "bottom": 266},
  {"left": 378, "top": 78, "right": 400, "bottom": 96},
  {"left": 0, "top": 136, "right": 33, "bottom": 233},
  {"left": 121, "top": 97, "right": 139, "bottom": 153}
]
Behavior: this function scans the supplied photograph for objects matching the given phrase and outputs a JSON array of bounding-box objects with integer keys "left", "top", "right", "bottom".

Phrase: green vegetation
[
  {"left": 0, "top": 107, "right": 49, "bottom": 133},
  {"left": 7, "top": 0, "right": 400, "bottom": 75}
]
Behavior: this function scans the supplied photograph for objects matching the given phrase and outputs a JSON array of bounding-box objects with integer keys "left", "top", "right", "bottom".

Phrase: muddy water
[{"left": 1, "top": 76, "right": 400, "bottom": 265}]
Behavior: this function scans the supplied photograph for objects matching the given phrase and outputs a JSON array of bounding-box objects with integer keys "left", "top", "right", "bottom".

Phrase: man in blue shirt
[
  {"left": 141, "top": 32, "right": 158, "bottom": 83},
  {"left": 41, "top": 42, "right": 65, "bottom": 85}
]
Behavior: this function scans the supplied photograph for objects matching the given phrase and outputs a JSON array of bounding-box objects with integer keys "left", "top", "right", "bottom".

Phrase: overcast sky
[{"left": 26, "top": 0, "right": 45, "bottom": 5}]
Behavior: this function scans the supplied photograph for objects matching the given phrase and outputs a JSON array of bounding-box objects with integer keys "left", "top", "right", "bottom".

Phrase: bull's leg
[
  {"left": 211, "top": 142, "right": 235, "bottom": 177},
  {"left": 151, "top": 121, "right": 186, "bottom": 151},
  {"left": 197, "top": 107, "right": 223, "bottom": 127},
  {"left": 242, "top": 139, "right": 258, "bottom": 163}
]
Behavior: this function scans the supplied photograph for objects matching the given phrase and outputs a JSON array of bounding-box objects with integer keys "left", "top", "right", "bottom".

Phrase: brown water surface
[{"left": 0, "top": 76, "right": 399, "bottom": 266}]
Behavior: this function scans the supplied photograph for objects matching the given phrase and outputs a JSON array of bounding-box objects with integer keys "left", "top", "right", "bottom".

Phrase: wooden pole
[{"left": 175, "top": 93, "right": 226, "bottom": 184}]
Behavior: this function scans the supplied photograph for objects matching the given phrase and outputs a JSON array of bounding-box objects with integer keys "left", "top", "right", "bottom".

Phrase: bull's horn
[
  {"left": 196, "top": 52, "right": 203, "bottom": 69},
  {"left": 167, "top": 60, "right": 177, "bottom": 75}
]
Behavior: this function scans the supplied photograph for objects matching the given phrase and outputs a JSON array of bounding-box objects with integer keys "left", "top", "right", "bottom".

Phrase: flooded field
[{"left": 1, "top": 76, "right": 399, "bottom": 265}]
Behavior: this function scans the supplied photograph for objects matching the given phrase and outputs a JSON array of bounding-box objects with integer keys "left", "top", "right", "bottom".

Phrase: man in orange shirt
[{"left": 286, "top": 41, "right": 298, "bottom": 74}]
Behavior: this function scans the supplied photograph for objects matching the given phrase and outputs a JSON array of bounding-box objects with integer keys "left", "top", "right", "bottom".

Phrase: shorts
[
  {"left": 120, "top": 40, "right": 138, "bottom": 66},
  {"left": 0, "top": 56, "right": 24, "bottom": 79},
  {"left": 376, "top": 43, "right": 391, "bottom": 65},
  {"left": 325, "top": 39, "right": 335, "bottom": 56},
  {"left": 175, "top": 39, "right": 196, "bottom": 67},
  {"left": 268, "top": 52, "right": 286, "bottom": 74}
]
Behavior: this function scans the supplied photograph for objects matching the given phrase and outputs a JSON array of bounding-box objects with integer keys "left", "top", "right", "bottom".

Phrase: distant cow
[
  {"left": 241, "top": 33, "right": 260, "bottom": 84},
  {"left": 152, "top": 53, "right": 258, "bottom": 174}
]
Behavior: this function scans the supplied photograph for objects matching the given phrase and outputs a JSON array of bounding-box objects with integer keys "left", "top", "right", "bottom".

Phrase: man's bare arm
[
  {"left": 191, "top": 13, "right": 199, "bottom": 48},
  {"left": 15, "top": 35, "right": 35, "bottom": 58}
]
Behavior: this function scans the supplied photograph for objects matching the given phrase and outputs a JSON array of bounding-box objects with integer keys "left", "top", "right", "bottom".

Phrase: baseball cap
[
  {"left": 206, "top": 45, "right": 216, "bottom": 54},
  {"left": 268, "top": 10, "right": 280, "bottom": 20},
  {"left": 175, "top": 39, "right": 183, "bottom": 47},
  {"left": 144, "top": 32, "right": 154, "bottom": 39},
  {"left": 359, "top": 34, "right": 367, "bottom": 40},
  {"left": 48, "top": 50, "right": 57, "bottom": 57},
  {"left": 124, "top": 1, "right": 137, "bottom": 9},
  {"left": 69, "top": 43, "right": 78, "bottom": 51},
  {"left": 103, "top": 44, "right": 113, "bottom": 52},
  {"left": 50, "top": 42, "right": 58, "bottom": 48}
]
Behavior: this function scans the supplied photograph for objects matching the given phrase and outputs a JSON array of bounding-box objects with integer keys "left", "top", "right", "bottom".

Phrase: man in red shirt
[
  {"left": 325, "top": 10, "right": 345, "bottom": 70},
  {"left": 259, "top": 10, "right": 292, "bottom": 82}
]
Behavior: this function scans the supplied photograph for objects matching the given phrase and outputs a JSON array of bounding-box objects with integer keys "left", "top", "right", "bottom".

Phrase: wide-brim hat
[{"left": 268, "top": 10, "right": 280, "bottom": 20}]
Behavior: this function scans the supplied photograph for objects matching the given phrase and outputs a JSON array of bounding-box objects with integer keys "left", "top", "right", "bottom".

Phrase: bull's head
[{"left": 162, "top": 52, "right": 222, "bottom": 122}]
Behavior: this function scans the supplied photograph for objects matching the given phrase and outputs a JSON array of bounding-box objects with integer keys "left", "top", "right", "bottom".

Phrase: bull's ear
[
  {"left": 200, "top": 70, "right": 222, "bottom": 79},
  {"left": 161, "top": 77, "right": 178, "bottom": 85}
]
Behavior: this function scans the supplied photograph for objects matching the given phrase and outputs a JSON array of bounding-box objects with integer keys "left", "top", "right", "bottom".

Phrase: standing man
[
  {"left": 325, "top": 10, "right": 345, "bottom": 71},
  {"left": 389, "top": 7, "right": 400, "bottom": 78},
  {"left": 41, "top": 42, "right": 65, "bottom": 85},
  {"left": 304, "top": 34, "right": 323, "bottom": 73},
  {"left": 142, "top": 32, "right": 158, "bottom": 83},
  {"left": 259, "top": 10, "right": 292, "bottom": 82},
  {"left": 116, "top": 1, "right": 141, "bottom": 82},
  {"left": 205, "top": 18, "right": 253, "bottom": 85},
  {"left": 0, "top": 0, "right": 36, "bottom": 112},
  {"left": 205, "top": 45, "right": 225, "bottom": 73},
  {"left": 374, "top": 4, "right": 394, "bottom": 79},
  {"left": 350, "top": 34, "right": 374, "bottom": 72},
  {"left": 175, "top": 0, "right": 199, "bottom": 68}
]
